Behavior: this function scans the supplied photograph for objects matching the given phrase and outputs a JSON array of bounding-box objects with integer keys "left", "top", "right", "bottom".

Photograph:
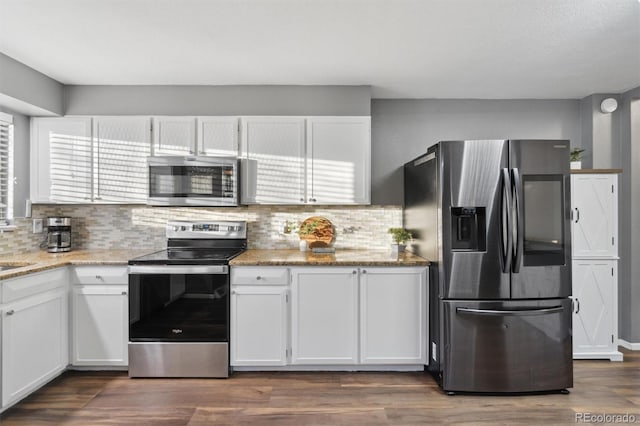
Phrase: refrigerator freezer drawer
[{"left": 442, "top": 299, "right": 572, "bottom": 393}]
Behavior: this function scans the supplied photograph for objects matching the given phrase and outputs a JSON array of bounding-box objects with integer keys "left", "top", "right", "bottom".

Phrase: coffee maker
[{"left": 46, "top": 217, "right": 72, "bottom": 253}]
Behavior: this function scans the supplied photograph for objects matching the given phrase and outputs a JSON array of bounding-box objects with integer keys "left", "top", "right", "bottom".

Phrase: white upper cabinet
[
  {"left": 152, "top": 116, "right": 197, "bottom": 155},
  {"left": 93, "top": 117, "right": 151, "bottom": 203},
  {"left": 240, "top": 117, "right": 306, "bottom": 204},
  {"left": 152, "top": 116, "right": 239, "bottom": 156},
  {"left": 31, "top": 117, "right": 151, "bottom": 204},
  {"left": 31, "top": 117, "right": 92, "bottom": 203},
  {"left": 198, "top": 117, "right": 239, "bottom": 156},
  {"left": 241, "top": 116, "right": 371, "bottom": 205},
  {"left": 306, "top": 117, "right": 371, "bottom": 204},
  {"left": 571, "top": 174, "right": 618, "bottom": 258}
]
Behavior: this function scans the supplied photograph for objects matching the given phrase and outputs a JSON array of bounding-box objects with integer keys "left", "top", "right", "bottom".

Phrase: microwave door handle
[{"left": 512, "top": 168, "right": 523, "bottom": 273}]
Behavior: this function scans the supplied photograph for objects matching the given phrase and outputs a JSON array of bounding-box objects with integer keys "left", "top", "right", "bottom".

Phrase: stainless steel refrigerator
[{"left": 404, "top": 139, "right": 573, "bottom": 393}]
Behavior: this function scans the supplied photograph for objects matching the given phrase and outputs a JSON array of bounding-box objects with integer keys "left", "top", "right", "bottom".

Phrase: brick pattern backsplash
[{"left": 1, "top": 205, "right": 402, "bottom": 255}]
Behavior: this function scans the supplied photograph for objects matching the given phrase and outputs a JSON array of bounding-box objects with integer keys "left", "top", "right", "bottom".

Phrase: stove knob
[
  {"left": 180, "top": 226, "right": 187, "bottom": 231},
  {"left": 227, "top": 226, "right": 235, "bottom": 232},
  {"left": 173, "top": 226, "right": 180, "bottom": 232}
]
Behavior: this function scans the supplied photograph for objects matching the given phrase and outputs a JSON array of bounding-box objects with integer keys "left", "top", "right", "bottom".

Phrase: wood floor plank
[{"left": 1, "top": 348, "right": 638, "bottom": 425}]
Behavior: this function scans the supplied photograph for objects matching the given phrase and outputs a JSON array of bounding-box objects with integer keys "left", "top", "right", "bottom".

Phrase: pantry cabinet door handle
[{"left": 6, "top": 310, "right": 15, "bottom": 316}]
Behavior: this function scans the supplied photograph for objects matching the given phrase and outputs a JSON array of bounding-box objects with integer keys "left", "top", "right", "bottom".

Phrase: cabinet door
[
  {"left": 197, "top": 117, "right": 239, "bottom": 156},
  {"left": 72, "top": 285, "right": 128, "bottom": 366},
  {"left": 572, "top": 260, "right": 617, "bottom": 356},
  {"left": 2, "top": 288, "right": 68, "bottom": 407},
  {"left": 291, "top": 267, "right": 358, "bottom": 364},
  {"left": 307, "top": 117, "right": 370, "bottom": 204},
  {"left": 93, "top": 117, "right": 151, "bottom": 203},
  {"left": 571, "top": 174, "right": 617, "bottom": 258},
  {"left": 230, "top": 286, "right": 288, "bottom": 366},
  {"left": 152, "top": 116, "right": 196, "bottom": 155},
  {"left": 30, "top": 117, "right": 92, "bottom": 203},
  {"left": 360, "top": 267, "right": 427, "bottom": 364},
  {"left": 240, "top": 117, "right": 306, "bottom": 204}
]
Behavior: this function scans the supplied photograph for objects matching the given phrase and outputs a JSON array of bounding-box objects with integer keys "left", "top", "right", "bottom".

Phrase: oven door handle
[{"left": 128, "top": 265, "right": 228, "bottom": 275}]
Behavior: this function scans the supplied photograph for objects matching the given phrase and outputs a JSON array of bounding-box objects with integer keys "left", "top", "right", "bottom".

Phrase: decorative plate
[{"left": 298, "top": 216, "right": 334, "bottom": 248}]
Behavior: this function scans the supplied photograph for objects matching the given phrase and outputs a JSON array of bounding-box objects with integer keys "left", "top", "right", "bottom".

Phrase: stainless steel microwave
[{"left": 147, "top": 156, "right": 238, "bottom": 206}]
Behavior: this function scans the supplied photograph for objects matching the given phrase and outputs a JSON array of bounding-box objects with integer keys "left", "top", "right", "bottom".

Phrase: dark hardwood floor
[{"left": 1, "top": 349, "right": 638, "bottom": 425}]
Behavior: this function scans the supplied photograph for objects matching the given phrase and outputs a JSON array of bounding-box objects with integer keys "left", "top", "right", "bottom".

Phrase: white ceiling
[{"left": 1, "top": 0, "right": 639, "bottom": 99}]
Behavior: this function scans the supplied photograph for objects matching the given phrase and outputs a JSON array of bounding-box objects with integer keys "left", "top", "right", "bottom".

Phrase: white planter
[{"left": 570, "top": 161, "right": 582, "bottom": 170}]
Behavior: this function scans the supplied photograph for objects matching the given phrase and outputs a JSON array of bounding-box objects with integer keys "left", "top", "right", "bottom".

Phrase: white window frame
[{"left": 0, "top": 111, "right": 14, "bottom": 230}]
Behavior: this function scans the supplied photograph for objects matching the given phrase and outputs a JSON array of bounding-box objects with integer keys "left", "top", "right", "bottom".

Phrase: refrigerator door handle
[
  {"left": 456, "top": 306, "right": 564, "bottom": 316},
  {"left": 501, "top": 168, "right": 513, "bottom": 273},
  {"left": 511, "top": 168, "right": 524, "bottom": 273}
]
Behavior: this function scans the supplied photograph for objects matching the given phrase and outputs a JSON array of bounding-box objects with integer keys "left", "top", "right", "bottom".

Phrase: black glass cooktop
[{"left": 129, "top": 248, "right": 245, "bottom": 265}]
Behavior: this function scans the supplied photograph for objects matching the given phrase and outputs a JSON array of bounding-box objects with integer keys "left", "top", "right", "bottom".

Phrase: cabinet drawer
[
  {"left": 1, "top": 267, "right": 67, "bottom": 304},
  {"left": 231, "top": 267, "right": 289, "bottom": 285},
  {"left": 72, "top": 266, "right": 128, "bottom": 285}
]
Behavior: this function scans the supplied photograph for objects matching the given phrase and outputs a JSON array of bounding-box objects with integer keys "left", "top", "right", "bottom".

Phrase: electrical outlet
[{"left": 32, "top": 218, "right": 43, "bottom": 233}]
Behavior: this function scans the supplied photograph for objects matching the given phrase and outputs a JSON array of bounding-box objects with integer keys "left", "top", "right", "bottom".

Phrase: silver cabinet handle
[
  {"left": 457, "top": 306, "right": 564, "bottom": 316},
  {"left": 308, "top": 198, "right": 317, "bottom": 202},
  {"left": 575, "top": 298, "right": 580, "bottom": 314},
  {"left": 121, "top": 291, "right": 127, "bottom": 295},
  {"left": 95, "top": 275, "right": 104, "bottom": 280},
  {"left": 256, "top": 276, "right": 262, "bottom": 280},
  {"left": 352, "top": 270, "right": 357, "bottom": 274},
  {"left": 575, "top": 208, "right": 580, "bottom": 223},
  {"left": 299, "top": 198, "right": 304, "bottom": 202},
  {"left": 6, "top": 309, "right": 15, "bottom": 316},
  {"left": 362, "top": 269, "right": 367, "bottom": 274}
]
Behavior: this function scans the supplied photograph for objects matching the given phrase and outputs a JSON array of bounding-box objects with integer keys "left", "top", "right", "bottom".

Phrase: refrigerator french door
[{"left": 404, "top": 139, "right": 573, "bottom": 393}]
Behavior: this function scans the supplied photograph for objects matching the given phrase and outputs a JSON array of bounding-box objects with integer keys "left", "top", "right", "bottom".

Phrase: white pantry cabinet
[
  {"left": 230, "top": 267, "right": 289, "bottom": 366},
  {"left": 359, "top": 267, "right": 427, "bottom": 364},
  {"left": 1, "top": 269, "right": 68, "bottom": 409},
  {"left": 290, "top": 267, "right": 359, "bottom": 364},
  {"left": 152, "top": 116, "right": 238, "bottom": 156},
  {"left": 572, "top": 260, "right": 621, "bottom": 361},
  {"left": 570, "top": 172, "right": 622, "bottom": 361},
  {"left": 240, "top": 116, "right": 371, "bottom": 205},
  {"left": 70, "top": 266, "right": 128, "bottom": 367},
  {"left": 571, "top": 174, "right": 618, "bottom": 258}
]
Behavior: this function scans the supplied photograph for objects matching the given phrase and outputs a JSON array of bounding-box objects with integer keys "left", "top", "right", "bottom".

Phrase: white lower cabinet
[
  {"left": 1, "top": 269, "right": 68, "bottom": 409},
  {"left": 291, "top": 267, "right": 359, "bottom": 364},
  {"left": 72, "top": 285, "right": 128, "bottom": 366},
  {"left": 230, "top": 286, "right": 289, "bottom": 366},
  {"left": 71, "top": 266, "right": 129, "bottom": 367},
  {"left": 360, "top": 267, "right": 427, "bottom": 364},
  {"left": 231, "top": 265, "right": 428, "bottom": 369},
  {"left": 572, "top": 260, "right": 622, "bottom": 361}
]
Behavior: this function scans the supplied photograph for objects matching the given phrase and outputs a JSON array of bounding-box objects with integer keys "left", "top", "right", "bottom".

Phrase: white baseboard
[{"left": 618, "top": 339, "right": 640, "bottom": 350}]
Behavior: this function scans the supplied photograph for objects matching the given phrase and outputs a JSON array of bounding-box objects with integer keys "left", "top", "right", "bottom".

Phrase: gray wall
[
  {"left": 580, "top": 94, "right": 622, "bottom": 169},
  {"left": 371, "top": 99, "right": 581, "bottom": 205},
  {"left": 0, "top": 53, "right": 64, "bottom": 115},
  {"left": 618, "top": 86, "right": 640, "bottom": 343},
  {"left": 0, "top": 106, "right": 29, "bottom": 218},
  {"left": 64, "top": 85, "right": 371, "bottom": 116}
]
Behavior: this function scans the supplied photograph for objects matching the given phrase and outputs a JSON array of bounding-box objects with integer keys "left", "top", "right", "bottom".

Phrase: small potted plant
[
  {"left": 388, "top": 227, "right": 412, "bottom": 254},
  {"left": 570, "top": 148, "right": 585, "bottom": 170}
]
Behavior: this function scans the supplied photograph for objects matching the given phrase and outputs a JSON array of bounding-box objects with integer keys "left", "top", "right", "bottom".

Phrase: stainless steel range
[{"left": 127, "top": 220, "right": 246, "bottom": 378}]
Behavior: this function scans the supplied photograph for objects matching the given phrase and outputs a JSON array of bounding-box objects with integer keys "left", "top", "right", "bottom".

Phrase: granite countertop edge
[
  {"left": 229, "top": 249, "right": 430, "bottom": 267},
  {"left": 0, "top": 249, "right": 152, "bottom": 280}
]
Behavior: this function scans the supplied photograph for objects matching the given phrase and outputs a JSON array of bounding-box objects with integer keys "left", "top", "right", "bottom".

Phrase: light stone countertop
[
  {"left": 0, "top": 249, "right": 154, "bottom": 280},
  {"left": 229, "top": 249, "right": 430, "bottom": 267}
]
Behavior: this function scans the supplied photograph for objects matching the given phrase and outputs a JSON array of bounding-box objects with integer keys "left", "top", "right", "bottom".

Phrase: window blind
[{"left": 0, "top": 118, "right": 13, "bottom": 225}]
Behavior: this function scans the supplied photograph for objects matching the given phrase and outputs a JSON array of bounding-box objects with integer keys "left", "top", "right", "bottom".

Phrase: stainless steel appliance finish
[
  {"left": 404, "top": 139, "right": 572, "bottom": 394},
  {"left": 128, "top": 220, "right": 247, "bottom": 378},
  {"left": 46, "top": 216, "right": 71, "bottom": 253},
  {"left": 147, "top": 156, "right": 238, "bottom": 206},
  {"left": 128, "top": 342, "right": 229, "bottom": 378}
]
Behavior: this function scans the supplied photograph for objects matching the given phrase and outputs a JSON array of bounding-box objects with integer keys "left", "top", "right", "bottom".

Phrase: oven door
[
  {"left": 147, "top": 156, "right": 238, "bottom": 206},
  {"left": 128, "top": 264, "right": 230, "bottom": 377}
]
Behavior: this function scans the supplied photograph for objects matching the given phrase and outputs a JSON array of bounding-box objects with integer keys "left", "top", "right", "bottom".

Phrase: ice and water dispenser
[{"left": 450, "top": 207, "right": 486, "bottom": 251}]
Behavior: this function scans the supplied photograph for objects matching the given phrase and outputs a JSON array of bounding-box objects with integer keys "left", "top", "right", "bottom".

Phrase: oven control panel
[{"left": 166, "top": 220, "right": 246, "bottom": 239}]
